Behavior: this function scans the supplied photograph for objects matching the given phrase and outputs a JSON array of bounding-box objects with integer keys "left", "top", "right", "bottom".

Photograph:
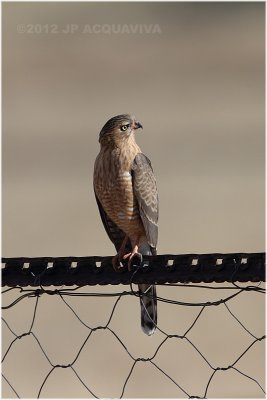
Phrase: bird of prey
[{"left": 94, "top": 114, "right": 158, "bottom": 335}]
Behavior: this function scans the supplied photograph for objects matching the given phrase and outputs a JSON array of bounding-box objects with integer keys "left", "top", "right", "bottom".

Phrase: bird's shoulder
[{"left": 131, "top": 152, "right": 154, "bottom": 173}]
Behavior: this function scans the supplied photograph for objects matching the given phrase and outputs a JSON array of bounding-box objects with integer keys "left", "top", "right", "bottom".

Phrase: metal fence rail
[
  {"left": 1, "top": 252, "right": 265, "bottom": 287},
  {"left": 2, "top": 252, "right": 265, "bottom": 398}
]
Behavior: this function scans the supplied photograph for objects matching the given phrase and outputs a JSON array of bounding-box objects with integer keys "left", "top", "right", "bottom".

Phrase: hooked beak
[{"left": 133, "top": 120, "right": 143, "bottom": 130}]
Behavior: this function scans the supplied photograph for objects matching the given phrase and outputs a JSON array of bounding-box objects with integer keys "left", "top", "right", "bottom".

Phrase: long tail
[
  {"left": 138, "top": 242, "right": 157, "bottom": 335},
  {"left": 139, "top": 283, "right": 157, "bottom": 335}
]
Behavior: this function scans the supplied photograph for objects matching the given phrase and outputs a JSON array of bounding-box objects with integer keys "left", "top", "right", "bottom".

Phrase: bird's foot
[
  {"left": 112, "top": 250, "right": 128, "bottom": 272},
  {"left": 112, "top": 235, "right": 130, "bottom": 272},
  {"left": 123, "top": 246, "right": 142, "bottom": 271}
]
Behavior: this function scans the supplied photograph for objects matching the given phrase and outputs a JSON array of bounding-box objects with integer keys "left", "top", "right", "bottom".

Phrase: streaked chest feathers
[{"left": 94, "top": 144, "right": 142, "bottom": 232}]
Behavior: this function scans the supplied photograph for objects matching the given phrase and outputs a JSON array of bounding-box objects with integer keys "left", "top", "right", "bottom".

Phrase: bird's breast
[{"left": 94, "top": 151, "right": 143, "bottom": 235}]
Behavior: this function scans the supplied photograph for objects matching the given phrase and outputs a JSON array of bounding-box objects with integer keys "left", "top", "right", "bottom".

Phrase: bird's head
[{"left": 99, "top": 114, "right": 143, "bottom": 145}]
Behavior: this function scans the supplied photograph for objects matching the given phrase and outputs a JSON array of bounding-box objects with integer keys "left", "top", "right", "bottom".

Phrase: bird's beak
[{"left": 133, "top": 121, "right": 143, "bottom": 130}]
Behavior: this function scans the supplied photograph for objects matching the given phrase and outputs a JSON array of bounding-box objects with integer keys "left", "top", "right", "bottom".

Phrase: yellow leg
[
  {"left": 112, "top": 236, "right": 129, "bottom": 271},
  {"left": 122, "top": 240, "right": 142, "bottom": 271}
]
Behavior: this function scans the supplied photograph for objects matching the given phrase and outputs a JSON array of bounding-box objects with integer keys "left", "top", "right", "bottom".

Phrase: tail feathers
[
  {"left": 139, "top": 283, "right": 157, "bottom": 335},
  {"left": 137, "top": 241, "right": 157, "bottom": 335}
]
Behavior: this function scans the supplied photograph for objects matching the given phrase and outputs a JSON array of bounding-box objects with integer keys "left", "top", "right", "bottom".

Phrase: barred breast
[{"left": 94, "top": 145, "right": 146, "bottom": 240}]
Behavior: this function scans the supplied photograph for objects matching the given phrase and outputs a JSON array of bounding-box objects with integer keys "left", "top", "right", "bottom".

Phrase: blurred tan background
[{"left": 2, "top": 2, "right": 265, "bottom": 398}]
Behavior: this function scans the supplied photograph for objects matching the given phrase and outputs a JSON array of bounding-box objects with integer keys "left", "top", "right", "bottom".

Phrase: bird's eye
[{"left": 120, "top": 124, "right": 129, "bottom": 132}]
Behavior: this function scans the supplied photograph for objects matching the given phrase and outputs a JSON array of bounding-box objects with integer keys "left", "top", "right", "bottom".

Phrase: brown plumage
[{"left": 94, "top": 114, "right": 158, "bottom": 335}]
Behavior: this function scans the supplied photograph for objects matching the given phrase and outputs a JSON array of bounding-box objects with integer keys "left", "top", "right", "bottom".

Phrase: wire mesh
[{"left": 1, "top": 254, "right": 266, "bottom": 398}]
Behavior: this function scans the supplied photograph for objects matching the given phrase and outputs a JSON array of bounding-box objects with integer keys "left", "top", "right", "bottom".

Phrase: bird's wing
[
  {"left": 131, "top": 153, "right": 159, "bottom": 249},
  {"left": 94, "top": 191, "right": 132, "bottom": 252}
]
